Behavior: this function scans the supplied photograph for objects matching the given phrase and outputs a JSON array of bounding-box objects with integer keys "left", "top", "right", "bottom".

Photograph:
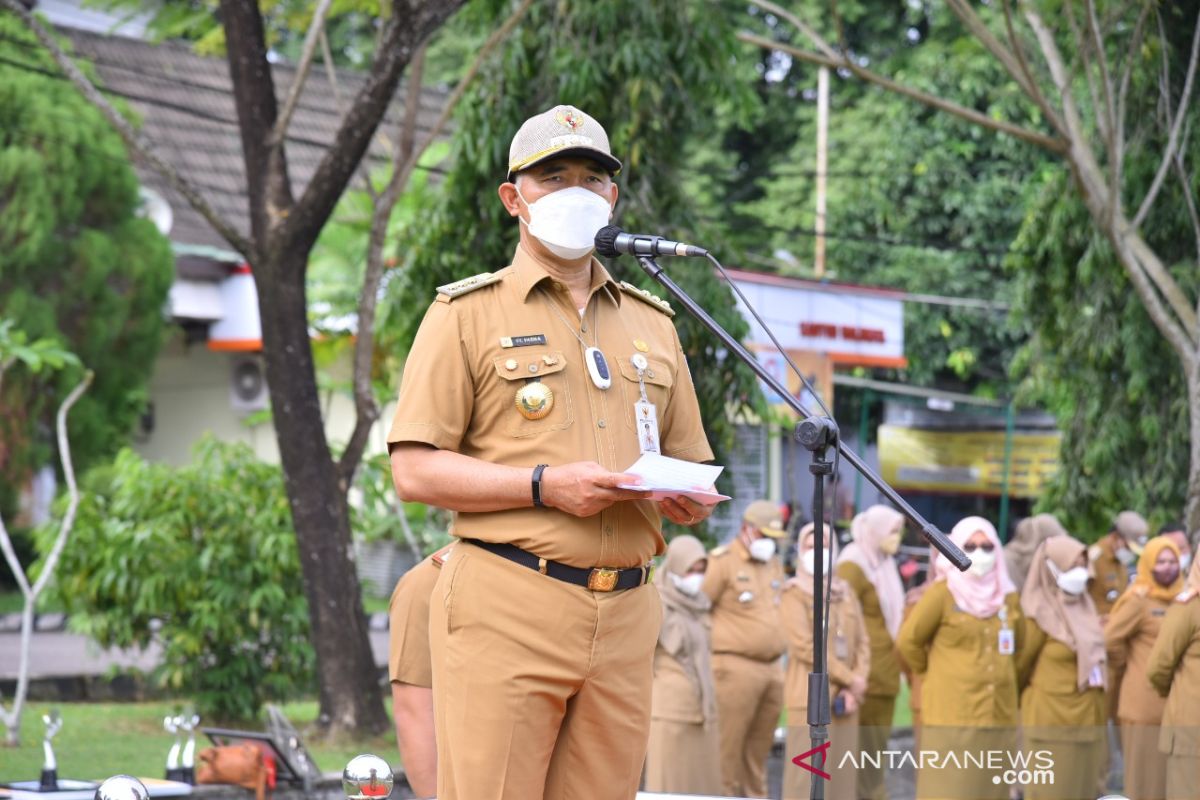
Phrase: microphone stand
[{"left": 634, "top": 254, "right": 969, "bottom": 800}]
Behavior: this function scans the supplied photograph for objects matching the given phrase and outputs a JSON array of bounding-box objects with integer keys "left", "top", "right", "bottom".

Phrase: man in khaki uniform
[
  {"left": 387, "top": 545, "right": 451, "bottom": 799},
  {"left": 1147, "top": 555, "right": 1200, "bottom": 800},
  {"left": 387, "top": 105, "right": 715, "bottom": 800},
  {"left": 1089, "top": 510, "right": 1148, "bottom": 616},
  {"left": 1160, "top": 520, "right": 1193, "bottom": 573},
  {"left": 702, "top": 499, "right": 787, "bottom": 798}
]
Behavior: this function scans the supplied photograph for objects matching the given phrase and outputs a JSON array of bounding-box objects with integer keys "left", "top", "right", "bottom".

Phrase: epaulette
[
  {"left": 620, "top": 281, "right": 674, "bottom": 317},
  {"left": 1132, "top": 585, "right": 1149, "bottom": 598},
  {"left": 710, "top": 544, "right": 729, "bottom": 557},
  {"left": 431, "top": 544, "right": 454, "bottom": 568},
  {"left": 437, "top": 272, "right": 502, "bottom": 299}
]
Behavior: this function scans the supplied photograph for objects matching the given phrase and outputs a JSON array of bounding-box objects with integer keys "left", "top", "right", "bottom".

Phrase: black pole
[
  {"left": 802, "top": 417, "right": 836, "bottom": 800},
  {"left": 632, "top": 254, "right": 969, "bottom": 569}
]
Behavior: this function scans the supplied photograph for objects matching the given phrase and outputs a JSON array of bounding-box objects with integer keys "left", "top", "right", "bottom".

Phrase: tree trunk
[
  {"left": 256, "top": 250, "right": 388, "bottom": 736},
  {"left": 1187, "top": 361, "right": 1200, "bottom": 542}
]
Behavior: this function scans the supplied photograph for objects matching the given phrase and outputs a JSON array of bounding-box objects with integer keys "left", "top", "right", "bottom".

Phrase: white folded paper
[{"left": 618, "top": 453, "right": 730, "bottom": 506}]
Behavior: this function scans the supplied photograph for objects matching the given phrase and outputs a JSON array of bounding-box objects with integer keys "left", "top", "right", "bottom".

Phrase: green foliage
[
  {"left": 38, "top": 439, "right": 314, "bottom": 721},
  {"left": 0, "top": 18, "right": 173, "bottom": 490},
  {"left": 0, "top": 320, "right": 81, "bottom": 376},
  {"left": 734, "top": 3, "right": 1048, "bottom": 396},
  {"left": 1009, "top": 165, "right": 1198, "bottom": 540},
  {"left": 386, "top": 0, "right": 766, "bottom": 469}
]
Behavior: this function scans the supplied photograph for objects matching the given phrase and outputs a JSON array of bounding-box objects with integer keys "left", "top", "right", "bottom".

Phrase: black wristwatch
[{"left": 532, "top": 464, "right": 549, "bottom": 508}]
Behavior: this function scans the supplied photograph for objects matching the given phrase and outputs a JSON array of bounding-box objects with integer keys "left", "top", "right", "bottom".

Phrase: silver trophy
[
  {"left": 342, "top": 754, "right": 393, "bottom": 800},
  {"left": 40, "top": 709, "right": 63, "bottom": 791},
  {"left": 163, "top": 714, "right": 184, "bottom": 781},
  {"left": 179, "top": 711, "right": 199, "bottom": 784},
  {"left": 95, "top": 775, "right": 149, "bottom": 800}
]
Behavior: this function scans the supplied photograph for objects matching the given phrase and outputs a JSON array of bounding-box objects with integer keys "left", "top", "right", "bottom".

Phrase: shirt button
[
  {"left": 605, "top": 526, "right": 613, "bottom": 534},
  {"left": 528, "top": 364, "right": 539, "bottom": 373},
  {"left": 598, "top": 419, "right": 606, "bottom": 428}
]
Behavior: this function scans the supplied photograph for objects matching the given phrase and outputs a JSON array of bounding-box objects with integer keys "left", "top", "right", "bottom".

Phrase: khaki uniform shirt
[
  {"left": 836, "top": 560, "right": 901, "bottom": 698},
  {"left": 387, "top": 244, "right": 713, "bottom": 569},
  {"left": 896, "top": 582, "right": 1022, "bottom": 728},
  {"left": 1147, "top": 594, "right": 1200, "bottom": 755},
  {"left": 1104, "top": 587, "right": 1172, "bottom": 724},
  {"left": 387, "top": 549, "right": 449, "bottom": 687},
  {"left": 780, "top": 582, "right": 870, "bottom": 716},
  {"left": 702, "top": 538, "right": 785, "bottom": 662},
  {"left": 1016, "top": 619, "right": 1107, "bottom": 742},
  {"left": 1088, "top": 533, "right": 1130, "bottom": 615}
]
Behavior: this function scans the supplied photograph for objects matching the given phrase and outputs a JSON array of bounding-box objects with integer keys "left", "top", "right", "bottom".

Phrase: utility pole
[{"left": 814, "top": 65, "right": 829, "bottom": 278}]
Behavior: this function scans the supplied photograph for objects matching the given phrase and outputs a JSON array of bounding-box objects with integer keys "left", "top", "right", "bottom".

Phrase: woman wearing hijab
[
  {"left": 644, "top": 534, "right": 722, "bottom": 795},
  {"left": 1104, "top": 536, "right": 1182, "bottom": 800},
  {"left": 1147, "top": 549, "right": 1200, "bottom": 800},
  {"left": 836, "top": 504, "right": 905, "bottom": 800},
  {"left": 1006, "top": 514, "right": 1069, "bottom": 592},
  {"left": 899, "top": 545, "right": 941, "bottom": 747},
  {"left": 781, "top": 523, "right": 870, "bottom": 800},
  {"left": 1017, "top": 535, "right": 1108, "bottom": 800},
  {"left": 897, "top": 517, "right": 1022, "bottom": 799}
]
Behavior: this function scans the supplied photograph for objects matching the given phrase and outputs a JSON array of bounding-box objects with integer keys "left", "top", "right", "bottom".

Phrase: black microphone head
[{"left": 594, "top": 225, "right": 624, "bottom": 258}]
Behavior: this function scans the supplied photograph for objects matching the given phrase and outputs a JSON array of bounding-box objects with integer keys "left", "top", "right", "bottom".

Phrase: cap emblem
[{"left": 555, "top": 107, "right": 585, "bottom": 131}]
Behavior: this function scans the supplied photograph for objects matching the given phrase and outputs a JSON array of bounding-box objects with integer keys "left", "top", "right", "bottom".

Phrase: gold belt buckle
[{"left": 588, "top": 567, "right": 619, "bottom": 592}]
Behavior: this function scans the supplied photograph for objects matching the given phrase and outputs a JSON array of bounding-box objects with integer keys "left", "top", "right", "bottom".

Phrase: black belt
[{"left": 465, "top": 539, "right": 651, "bottom": 593}]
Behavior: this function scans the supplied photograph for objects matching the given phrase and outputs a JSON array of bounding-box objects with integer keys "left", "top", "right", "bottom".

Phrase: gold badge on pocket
[{"left": 515, "top": 381, "right": 554, "bottom": 420}]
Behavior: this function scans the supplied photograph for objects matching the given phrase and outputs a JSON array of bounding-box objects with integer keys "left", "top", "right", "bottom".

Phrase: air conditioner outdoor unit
[{"left": 230, "top": 355, "right": 269, "bottom": 415}]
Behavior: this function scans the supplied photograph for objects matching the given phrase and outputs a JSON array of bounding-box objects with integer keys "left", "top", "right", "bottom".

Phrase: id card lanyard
[
  {"left": 632, "top": 354, "right": 660, "bottom": 454},
  {"left": 997, "top": 606, "right": 1015, "bottom": 656}
]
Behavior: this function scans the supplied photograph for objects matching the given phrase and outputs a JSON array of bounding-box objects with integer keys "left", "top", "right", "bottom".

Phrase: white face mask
[
  {"left": 749, "top": 537, "right": 777, "bottom": 562},
  {"left": 517, "top": 185, "right": 612, "bottom": 260},
  {"left": 1047, "top": 558, "right": 1089, "bottom": 595},
  {"left": 671, "top": 572, "right": 705, "bottom": 597},
  {"left": 967, "top": 548, "right": 997, "bottom": 577},
  {"left": 1116, "top": 546, "right": 1137, "bottom": 566},
  {"left": 801, "top": 549, "right": 831, "bottom": 575},
  {"left": 879, "top": 532, "right": 902, "bottom": 556}
]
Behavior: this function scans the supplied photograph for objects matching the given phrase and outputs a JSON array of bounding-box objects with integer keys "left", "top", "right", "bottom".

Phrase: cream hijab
[
  {"left": 654, "top": 535, "right": 717, "bottom": 723},
  {"left": 786, "top": 522, "right": 848, "bottom": 601},
  {"left": 1005, "top": 513, "right": 1068, "bottom": 591},
  {"left": 1020, "top": 535, "right": 1106, "bottom": 691},
  {"left": 838, "top": 505, "right": 905, "bottom": 638}
]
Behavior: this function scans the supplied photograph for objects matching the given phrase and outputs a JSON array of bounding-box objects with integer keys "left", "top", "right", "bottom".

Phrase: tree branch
[
  {"left": 1084, "top": 0, "right": 1119, "bottom": 173},
  {"left": 283, "top": 0, "right": 465, "bottom": 258},
  {"left": 1000, "top": 0, "right": 1069, "bottom": 138},
  {"left": 320, "top": 29, "right": 381, "bottom": 202},
  {"left": 736, "top": 31, "right": 1067, "bottom": 153},
  {"left": 1062, "top": 0, "right": 1109, "bottom": 152},
  {"left": 1133, "top": 6, "right": 1200, "bottom": 228},
  {"left": 1, "top": 0, "right": 255, "bottom": 259},
  {"left": 268, "top": 0, "right": 335, "bottom": 148},
  {"left": 337, "top": 0, "right": 536, "bottom": 485},
  {"left": 944, "top": 0, "right": 1044, "bottom": 103}
]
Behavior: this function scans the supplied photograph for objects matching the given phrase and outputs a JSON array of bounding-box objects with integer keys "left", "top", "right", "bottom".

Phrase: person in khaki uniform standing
[
  {"left": 703, "top": 499, "right": 787, "bottom": 798},
  {"left": 386, "top": 545, "right": 452, "bottom": 799},
  {"left": 898, "top": 517, "right": 1022, "bottom": 800},
  {"left": 1105, "top": 536, "right": 1183, "bottom": 800},
  {"left": 835, "top": 504, "right": 905, "bottom": 800},
  {"left": 644, "top": 535, "right": 722, "bottom": 795},
  {"left": 1089, "top": 510, "right": 1149, "bottom": 617},
  {"left": 1147, "top": 552, "right": 1200, "bottom": 800},
  {"left": 1017, "top": 535, "right": 1108, "bottom": 800},
  {"left": 1005, "top": 513, "right": 1069, "bottom": 592},
  {"left": 388, "top": 105, "right": 715, "bottom": 800},
  {"left": 781, "top": 523, "right": 869, "bottom": 800}
]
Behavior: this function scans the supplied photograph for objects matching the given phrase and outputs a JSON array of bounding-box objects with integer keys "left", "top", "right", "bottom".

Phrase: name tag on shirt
[
  {"left": 997, "top": 628, "right": 1015, "bottom": 656},
  {"left": 635, "top": 400, "right": 661, "bottom": 455},
  {"left": 1088, "top": 665, "right": 1105, "bottom": 688}
]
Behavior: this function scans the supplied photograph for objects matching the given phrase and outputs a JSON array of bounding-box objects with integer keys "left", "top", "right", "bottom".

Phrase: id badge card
[
  {"left": 635, "top": 400, "right": 661, "bottom": 454},
  {"left": 1087, "top": 664, "right": 1105, "bottom": 688},
  {"left": 997, "top": 627, "right": 1014, "bottom": 655},
  {"left": 834, "top": 631, "right": 849, "bottom": 661}
]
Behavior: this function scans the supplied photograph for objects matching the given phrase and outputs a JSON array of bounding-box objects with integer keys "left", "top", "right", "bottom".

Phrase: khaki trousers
[
  {"left": 643, "top": 718, "right": 722, "bottom": 795},
  {"left": 1166, "top": 753, "right": 1200, "bottom": 800},
  {"left": 1119, "top": 720, "right": 1166, "bottom": 800},
  {"left": 429, "top": 542, "right": 662, "bottom": 800},
  {"left": 783, "top": 714, "right": 859, "bottom": 800},
  {"left": 857, "top": 693, "right": 895, "bottom": 800},
  {"left": 712, "top": 651, "right": 783, "bottom": 798}
]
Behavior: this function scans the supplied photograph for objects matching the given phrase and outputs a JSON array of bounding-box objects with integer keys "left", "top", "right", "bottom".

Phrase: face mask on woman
[
  {"left": 1046, "top": 558, "right": 1089, "bottom": 596},
  {"left": 517, "top": 185, "right": 612, "bottom": 260},
  {"left": 671, "top": 572, "right": 705, "bottom": 597},
  {"left": 801, "top": 549, "right": 831, "bottom": 575},
  {"left": 967, "top": 548, "right": 997, "bottom": 577}
]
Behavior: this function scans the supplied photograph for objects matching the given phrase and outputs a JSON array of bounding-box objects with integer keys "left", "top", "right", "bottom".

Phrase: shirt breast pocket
[
  {"left": 617, "top": 356, "right": 674, "bottom": 431},
  {"left": 492, "top": 351, "right": 574, "bottom": 438}
]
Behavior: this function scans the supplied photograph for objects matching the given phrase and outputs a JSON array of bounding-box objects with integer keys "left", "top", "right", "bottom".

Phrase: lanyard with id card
[
  {"left": 632, "top": 354, "right": 661, "bottom": 455},
  {"left": 997, "top": 606, "right": 1015, "bottom": 655}
]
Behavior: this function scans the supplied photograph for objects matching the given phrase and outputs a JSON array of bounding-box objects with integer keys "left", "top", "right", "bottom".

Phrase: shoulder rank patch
[
  {"left": 619, "top": 281, "right": 674, "bottom": 316},
  {"left": 437, "top": 272, "right": 502, "bottom": 299}
]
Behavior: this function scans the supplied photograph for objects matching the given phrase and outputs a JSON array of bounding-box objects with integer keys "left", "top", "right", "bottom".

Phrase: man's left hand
[{"left": 659, "top": 493, "right": 712, "bottom": 526}]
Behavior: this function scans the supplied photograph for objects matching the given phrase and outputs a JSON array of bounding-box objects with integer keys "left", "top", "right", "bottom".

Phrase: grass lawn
[
  {"left": 0, "top": 700, "right": 399, "bottom": 782},
  {"left": 779, "top": 678, "right": 913, "bottom": 729}
]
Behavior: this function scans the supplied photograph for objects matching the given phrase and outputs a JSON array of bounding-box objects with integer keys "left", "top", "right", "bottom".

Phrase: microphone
[{"left": 594, "top": 225, "right": 709, "bottom": 259}]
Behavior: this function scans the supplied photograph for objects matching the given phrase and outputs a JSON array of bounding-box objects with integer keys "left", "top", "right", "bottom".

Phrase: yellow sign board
[{"left": 878, "top": 424, "right": 1061, "bottom": 498}]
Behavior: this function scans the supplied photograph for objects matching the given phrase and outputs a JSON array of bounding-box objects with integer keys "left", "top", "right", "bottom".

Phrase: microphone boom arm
[{"left": 634, "top": 254, "right": 970, "bottom": 571}]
